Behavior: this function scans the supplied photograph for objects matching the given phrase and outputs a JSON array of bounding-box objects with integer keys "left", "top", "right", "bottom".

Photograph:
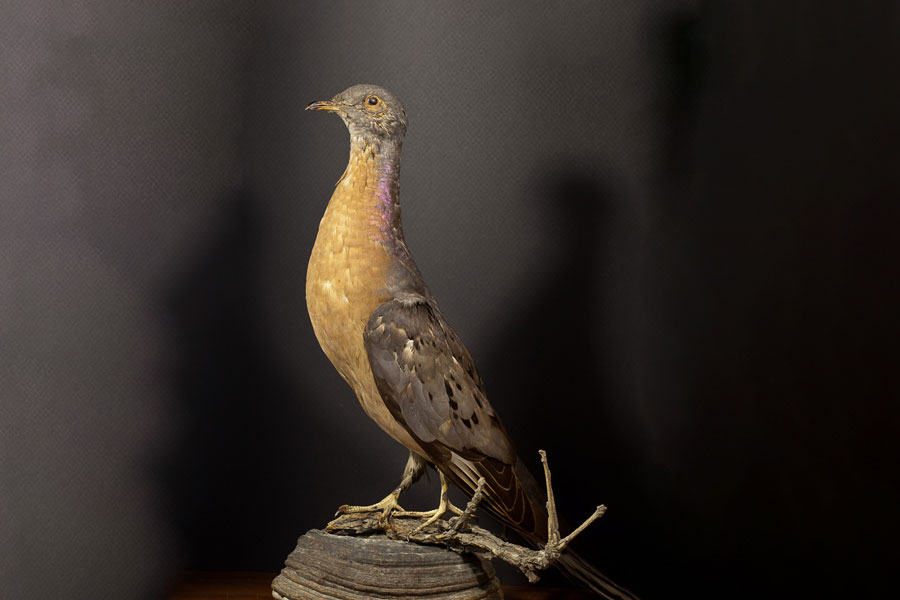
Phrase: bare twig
[
  {"left": 441, "top": 477, "right": 486, "bottom": 538},
  {"left": 325, "top": 450, "right": 606, "bottom": 583}
]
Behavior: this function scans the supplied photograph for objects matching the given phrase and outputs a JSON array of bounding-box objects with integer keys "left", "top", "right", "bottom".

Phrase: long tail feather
[{"left": 556, "top": 549, "right": 640, "bottom": 600}]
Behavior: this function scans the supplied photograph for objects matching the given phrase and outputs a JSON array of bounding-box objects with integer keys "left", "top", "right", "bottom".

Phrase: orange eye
[{"left": 366, "top": 95, "right": 380, "bottom": 106}]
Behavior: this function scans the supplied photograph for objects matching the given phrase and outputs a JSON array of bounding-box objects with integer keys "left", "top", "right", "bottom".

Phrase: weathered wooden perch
[
  {"left": 325, "top": 450, "right": 605, "bottom": 583},
  {"left": 273, "top": 451, "right": 605, "bottom": 598}
]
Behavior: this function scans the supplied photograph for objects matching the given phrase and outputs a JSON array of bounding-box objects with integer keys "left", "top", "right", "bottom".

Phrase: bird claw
[
  {"left": 328, "top": 493, "right": 407, "bottom": 529},
  {"left": 402, "top": 470, "right": 466, "bottom": 536}
]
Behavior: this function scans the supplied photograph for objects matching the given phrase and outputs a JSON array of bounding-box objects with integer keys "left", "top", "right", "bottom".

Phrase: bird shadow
[
  {"left": 156, "top": 189, "right": 317, "bottom": 573},
  {"left": 476, "top": 169, "right": 642, "bottom": 588},
  {"left": 482, "top": 171, "right": 618, "bottom": 461}
]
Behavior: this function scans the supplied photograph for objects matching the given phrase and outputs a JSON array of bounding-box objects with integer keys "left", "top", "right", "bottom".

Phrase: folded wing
[{"left": 364, "top": 293, "right": 546, "bottom": 539}]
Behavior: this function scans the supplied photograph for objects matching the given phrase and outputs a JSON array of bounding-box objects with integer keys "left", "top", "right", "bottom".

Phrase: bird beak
[{"left": 306, "top": 100, "right": 340, "bottom": 112}]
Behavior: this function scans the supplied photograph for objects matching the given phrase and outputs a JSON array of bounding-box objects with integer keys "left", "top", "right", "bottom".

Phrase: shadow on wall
[
  {"left": 479, "top": 170, "right": 646, "bottom": 588},
  {"left": 483, "top": 170, "right": 614, "bottom": 466},
  {"left": 639, "top": 5, "right": 898, "bottom": 598},
  {"left": 159, "top": 191, "right": 314, "bottom": 571}
]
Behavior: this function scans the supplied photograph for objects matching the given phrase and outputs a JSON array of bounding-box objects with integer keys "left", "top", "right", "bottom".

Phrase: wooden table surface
[{"left": 167, "top": 571, "right": 593, "bottom": 599}]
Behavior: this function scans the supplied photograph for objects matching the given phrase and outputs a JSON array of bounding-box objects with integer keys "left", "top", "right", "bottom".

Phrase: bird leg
[
  {"left": 403, "top": 470, "right": 466, "bottom": 534},
  {"left": 331, "top": 451, "right": 426, "bottom": 523}
]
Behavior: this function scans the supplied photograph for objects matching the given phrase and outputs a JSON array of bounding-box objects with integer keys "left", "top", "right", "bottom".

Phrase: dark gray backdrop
[{"left": 2, "top": 1, "right": 897, "bottom": 599}]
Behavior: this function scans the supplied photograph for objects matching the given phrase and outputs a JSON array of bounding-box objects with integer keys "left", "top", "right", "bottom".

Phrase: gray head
[{"left": 307, "top": 84, "right": 408, "bottom": 142}]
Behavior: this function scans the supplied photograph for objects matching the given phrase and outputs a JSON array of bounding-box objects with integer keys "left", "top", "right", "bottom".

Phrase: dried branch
[{"left": 325, "top": 450, "right": 606, "bottom": 583}]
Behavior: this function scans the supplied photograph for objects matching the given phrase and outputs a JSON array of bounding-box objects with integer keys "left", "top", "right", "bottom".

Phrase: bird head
[{"left": 307, "top": 84, "right": 408, "bottom": 142}]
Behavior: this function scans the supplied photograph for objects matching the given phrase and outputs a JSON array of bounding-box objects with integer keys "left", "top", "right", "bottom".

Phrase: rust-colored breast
[
  {"left": 306, "top": 171, "right": 390, "bottom": 387},
  {"left": 306, "top": 145, "right": 425, "bottom": 454}
]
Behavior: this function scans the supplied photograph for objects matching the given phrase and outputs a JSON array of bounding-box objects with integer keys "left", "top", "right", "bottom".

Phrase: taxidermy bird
[{"left": 305, "top": 84, "right": 637, "bottom": 599}]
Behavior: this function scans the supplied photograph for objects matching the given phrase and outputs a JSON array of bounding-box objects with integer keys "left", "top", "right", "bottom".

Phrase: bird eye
[{"left": 366, "top": 95, "right": 379, "bottom": 106}]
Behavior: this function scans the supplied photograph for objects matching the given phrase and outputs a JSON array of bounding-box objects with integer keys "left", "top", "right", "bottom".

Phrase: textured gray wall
[
  {"left": 2, "top": 1, "right": 897, "bottom": 599},
  {"left": 1, "top": 2, "right": 254, "bottom": 598}
]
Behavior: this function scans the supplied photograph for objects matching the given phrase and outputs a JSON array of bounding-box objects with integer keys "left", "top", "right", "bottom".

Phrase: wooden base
[
  {"left": 166, "top": 570, "right": 593, "bottom": 599},
  {"left": 272, "top": 529, "right": 503, "bottom": 599}
]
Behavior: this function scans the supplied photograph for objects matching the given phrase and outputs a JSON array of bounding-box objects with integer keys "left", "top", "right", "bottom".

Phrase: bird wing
[{"left": 364, "top": 292, "right": 545, "bottom": 536}]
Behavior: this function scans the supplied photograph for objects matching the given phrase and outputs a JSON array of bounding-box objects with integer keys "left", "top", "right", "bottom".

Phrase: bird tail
[{"left": 555, "top": 548, "right": 640, "bottom": 600}]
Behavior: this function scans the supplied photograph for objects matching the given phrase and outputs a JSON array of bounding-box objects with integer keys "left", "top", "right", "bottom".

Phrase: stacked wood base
[{"left": 272, "top": 529, "right": 503, "bottom": 599}]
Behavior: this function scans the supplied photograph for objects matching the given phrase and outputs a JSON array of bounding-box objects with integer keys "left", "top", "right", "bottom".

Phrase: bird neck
[{"left": 334, "top": 136, "right": 405, "bottom": 249}]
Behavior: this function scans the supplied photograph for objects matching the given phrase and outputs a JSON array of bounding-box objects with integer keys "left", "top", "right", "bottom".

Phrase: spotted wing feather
[{"left": 364, "top": 293, "right": 545, "bottom": 536}]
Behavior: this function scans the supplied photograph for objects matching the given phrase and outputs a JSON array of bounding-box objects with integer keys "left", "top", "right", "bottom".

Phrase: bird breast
[
  {"left": 306, "top": 174, "right": 392, "bottom": 390},
  {"left": 305, "top": 145, "right": 426, "bottom": 455}
]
